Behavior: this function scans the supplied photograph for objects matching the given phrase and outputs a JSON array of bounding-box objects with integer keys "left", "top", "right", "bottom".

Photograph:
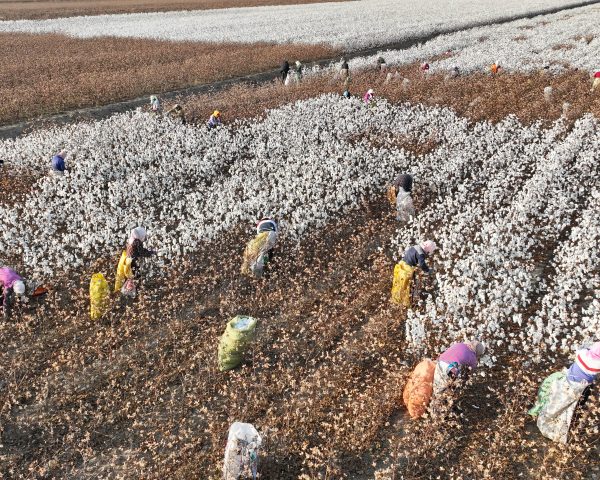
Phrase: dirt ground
[
  {"left": 0, "top": 0, "right": 348, "bottom": 20},
  {"left": 0, "top": 32, "right": 338, "bottom": 126}
]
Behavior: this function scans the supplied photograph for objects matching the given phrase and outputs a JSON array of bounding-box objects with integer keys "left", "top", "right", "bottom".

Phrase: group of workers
[{"left": 149, "top": 95, "right": 221, "bottom": 130}]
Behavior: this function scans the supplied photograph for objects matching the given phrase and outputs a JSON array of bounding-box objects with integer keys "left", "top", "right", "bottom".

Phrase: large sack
[
  {"left": 89, "top": 273, "right": 109, "bottom": 320},
  {"left": 391, "top": 261, "right": 415, "bottom": 307},
  {"left": 218, "top": 316, "right": 257, "bottom": 371},
  {"left": 536, "top": 371, "right": 588, "bottom": 444},
  {"left": 241, "top": 231, "right": 277, "bottom": 278},
  {"left": 396, "top": 191, "right": 415, "bottom": 222},
  {"left": 223, "top": 422, "right": 262, "bottom": 480},
  {"left": 403, "top": 359, "right": 436, "bottom": 419},
  {"left": 114, "top": 250, "right": 133, "bottom": 293},
  {"left": 528, "top": 371, "right": 565, "bottom": 417}
]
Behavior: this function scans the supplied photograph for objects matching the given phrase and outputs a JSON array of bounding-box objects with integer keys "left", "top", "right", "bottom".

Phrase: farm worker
[
  {"left": 166, "top": 104, "right": 186, "bottom": 124},
  {"left": 115, "top": 227, "right": 154, "bottom": 295},
  {"left": 390, "top": 240, "right": 437, "bottom": 306},
  {"left": 280, "top": 60, "right": 290, "bottom": 83},
  {"left": 591, "top": 71, "right": 600, "bottom": 92},
  {"left": 207, "top": 111, "right": 222, "bottom": 130},
  {"left": 343, "top": 89, "right": 351, "bottom": 99},
  {"left": 0, "top": 267, "right": 26, "bottom": 319},
  {"left": 51, "top": 150, "right": 67, "bottom": 175},
  {"left": 529, "top": 342, "right": 600, "bottom": 443},
  {"left": 241, "top": 218, "right": 278, "bottom": 278},
  {"left": 363, "top": 89, "right": 375, "bottom": 104},
  {"left": 377, "top": 56, "right": 387, "bottom": 71},
  {"left": 340, "top": 58, "right": 349, "bottom": 79},
  {"left": 490, "top": 61, "right": 500, "bottom": 74},
  {"left": 433, "top": 340, "right": 485, "bottom": 396},
  {"left": 420, "top": 62, "right": 430, "bottom": 71},
  {"left": 450, "top": 66, "right": 460, "bottom": 78},
  {"left": 387, "top": 174, "right": 415, "bottom": 222},
  {"left": 295, "top": 61, "right": 303, "bottom": 83},
  {"left": 150, "top": 95, "right": 161, "bottom": 112}
]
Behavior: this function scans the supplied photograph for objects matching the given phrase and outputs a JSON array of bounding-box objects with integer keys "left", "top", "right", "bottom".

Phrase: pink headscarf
[
  {"left": 421, "top": 240, "right": 437, "bottom": 254},
  {"left": 589, "top": 342, "right": 600, "bottom": 357},
  {"left": 128, "top": 227, "right": 146, "bottom": 245}
]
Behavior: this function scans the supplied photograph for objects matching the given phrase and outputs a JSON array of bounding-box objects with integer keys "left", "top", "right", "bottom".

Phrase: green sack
[
  {"left": 528, "top": 371, "right": 565, "bottom": 417},
  {"left": 218, "top": 316, "right": 257, "bottom": 371}
]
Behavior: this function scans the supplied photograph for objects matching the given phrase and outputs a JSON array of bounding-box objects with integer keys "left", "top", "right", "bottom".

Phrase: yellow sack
[
  {"left": 391, "top": 261, "right": 415, "bottom": 306},
  {"left": 114, "top": 250, "right": 133, "bottom": 293},
  {"left": 90, "top": 273, "right": 110, "bottom": 320},
  {"left": 241, "top": 231, "right": 269, "bottom": 275},
  {"left": 386, "top": 185, "right": 397, "bottom": 206}
]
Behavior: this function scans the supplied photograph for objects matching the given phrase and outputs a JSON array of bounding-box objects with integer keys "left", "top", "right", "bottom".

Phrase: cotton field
[{"left": 0, "top": 0, "right": 593, "bottom": 47}]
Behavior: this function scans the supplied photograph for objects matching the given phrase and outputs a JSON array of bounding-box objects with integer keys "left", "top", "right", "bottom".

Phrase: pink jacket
[
  {"left": 0, "top": 267, "right": 22, "bottom": 289},
  {"left": 363, "top": 92, "right": 374, "bottom": 103}
]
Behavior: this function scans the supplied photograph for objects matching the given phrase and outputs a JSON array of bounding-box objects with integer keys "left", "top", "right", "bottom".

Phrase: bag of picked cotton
[
  {"left": 218, "top": 316, "right": 257, "bottom": 371},
  {"left": 403, "top": 359, "right": 436, "bottom": 418},
  {"left": 223, "top": 422, "right": 262, "bottom": 480},
  {"left": 89, "top": 273, "right": 109, "bottom": 319},
  {"left": 391, "top": 262, "right": 415, "bottom": 307}
]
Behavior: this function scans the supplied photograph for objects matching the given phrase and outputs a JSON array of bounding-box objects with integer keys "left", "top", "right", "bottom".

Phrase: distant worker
[
  {"left": 490, "top": 61, "right": 501, "bottom": 75},
  {"left": 343, "top": 89, "right": 351, "bottom": 99},
  {"left": 115, "top": 227, "right": 155, "bottom": 297},
  {"left": 294, "top": 60, "right": 303, "bottom": 83},
  {"left": 241, "top": 218, "right": 278, "bottom": 279},
  {"left": 207, "top": 110, "right": 222, "bottom": 130},
  {"left": 280, "top": 60, "right": 290, "bottom": 83},
  {"left": 529, "top": 342, "right": 600, "bottom": 444},
  {"left": 150, "top": 95, "right": 161, "bottom": 112},
  {"left": 591, "top": 71, "right": 600, "bottom": 92},
  {"left": 363, "top": 88, "right": 375, "bottom": 104},
  {"left": 391, "top": 240, "right": 437, "bottom": 307},
  {"left": 340, "top": 58, "right": 349, "bottom": 80},
  {"left": 51, "top": 150, "right": 67, "bottom": 175},
  {"left": 420, "top": 62, "right": 430, "bottom": 71},
  {"left": 387, "top": 174, "right": 415, "bottom": 222},
  {"left": 450, "top": 66, "right": 460, "bottom": 78},
  {"left": 0, "top": 267, "right": 26, "bottom": 319},
  {"left": 377, "top": 56, "right": 387, "bottom": 71},
  {"left": 166, "top": 104, "right": 186, "bottom": 124}
]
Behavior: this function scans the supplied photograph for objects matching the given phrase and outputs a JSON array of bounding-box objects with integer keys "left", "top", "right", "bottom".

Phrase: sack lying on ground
[
  {"left": 223, "top": 422, "right": 262, "bottom": 480},
  {"left": 403, "top": 359, "right": 436, "bottom": 418},
  {"left": 533, "top": 369, "right": 588, "bottom": 444},
  {"left": 528, "top": 371, "right": 565, "bottom": 417},
  {"left": 218, "top": 316, "right": 257, "bottom": 371},
  {"left": 391, "top": 261, "right": 415, "bottom": 306},
  {"left": 89, "top": 273, "right": 109, "bottom": 320},
  {"left": 114, "top": 250, "right": 133, "bottom": 292}
]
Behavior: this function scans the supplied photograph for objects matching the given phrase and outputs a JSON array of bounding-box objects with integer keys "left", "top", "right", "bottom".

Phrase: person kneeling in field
[
  {"left": 241, "top": 218, "right": 278, "bottom": 279},
  {"left": 529, "top": 342, "right": 600, "bottom": 444},
  {"left": 0, "top": 267, "right": 26, "bottom": 320},
  {"left": 207, "top": 110, "right": 222, "bottom": 130},
  {"left": 387, "top": 174, "right": 415, "bottom": 223},
  {"left": 391, "top": 240, "right": 436, "bottom": 307},
  {"left": 166, "top": 104, "right": 186, "bottom": 124},
  {"left": 115, "top": 227, "right": 155, "bottom": 297}
]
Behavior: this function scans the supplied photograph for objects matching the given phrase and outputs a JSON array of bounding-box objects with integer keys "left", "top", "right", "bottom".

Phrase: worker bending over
[
  {"left": 207, "top": 111, "right": 222, "bottom": 130},
  {"left": 391, "top": 240, "right": 436, "bottom": 307},
  {"left": 0, "top": 267, "right": 26, "bottom": 319},
  {"left": 241, "top": 218, "right": 278, "bottom": 279},
  {"left": 387, "top": 174, "right": 415, "bottom": 222},
  {"left": 115, "top": 227, "right": 155, "bottom": 297}
]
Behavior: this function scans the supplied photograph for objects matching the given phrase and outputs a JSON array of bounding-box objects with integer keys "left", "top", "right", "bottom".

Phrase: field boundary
[{"left": 1, "top": 0, "right": 598, "bottom": 140}]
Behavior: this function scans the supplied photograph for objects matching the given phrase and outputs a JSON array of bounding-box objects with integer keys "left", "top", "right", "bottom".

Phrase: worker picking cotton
[
  {"left": 280, "top": 60, "right": 290, "bottom": 84},
  {"left": 390, "top": 240, "right": 436, "bottom": 307},
  {"left": 294, "top": 60, "right": 303, "bottom": 83},
  {"left": 166, "top": 104, "right": 186, "bottom": 124},
  {"left": 0, "top": 267, "right": 26, "bottom": 320},
  {"left": 207, "top": 110, "right": 222, "bottom": 130},
  {"left": 363, "top": 89, "right": 375, "bottom": 104},
  {"left": 387, "top": 174, "right": 415, "bottom": 222},
  {"left": 490, "top": 61, "right": 501, "bottom": 74},
  {"left": 114, "top": 227, "right": 155, "bottom": 297},
  {"left": 51, "top": 150, "right": 67, "bottom": 175},
  {"left": 529, "top": 342, "right": 600, "bottom": 444},
  {"left": 241, "top": 218, "right": 278, "bottom": 279},
  {"left": 340, "top": 58, "right": 349, "bottom": 80},
  {"left": 150, "top": 95, "right": 161, "bottom": 112},
  {"left": 430, "top": 340, "right": 485, "bottom": 413},
  {"left": 592, "top": 71, "right": 600, "bottom": 92}
]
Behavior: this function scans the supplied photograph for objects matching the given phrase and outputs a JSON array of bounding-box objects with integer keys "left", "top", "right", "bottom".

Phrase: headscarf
[
  {"left": 128, "top": 227, "right": 147, "bottom": 245},
  {"left": 421, "top": 240, "right": 437, "bottom": 254},
  {"left": 13, "top": 280, "right": 25, "bottom": 295}
]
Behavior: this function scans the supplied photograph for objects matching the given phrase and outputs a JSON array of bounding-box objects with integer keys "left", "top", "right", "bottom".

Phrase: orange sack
[{"left": 402, "top": 359, "right": 436, "bottom": 419}]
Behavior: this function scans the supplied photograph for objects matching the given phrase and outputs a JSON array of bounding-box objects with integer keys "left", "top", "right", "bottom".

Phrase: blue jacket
[
  {"left": 402, "top": 245, "right": 430, "bottom": 273},
  {"left": 51, "top": 155, "right": 65, "bottom": 172}
]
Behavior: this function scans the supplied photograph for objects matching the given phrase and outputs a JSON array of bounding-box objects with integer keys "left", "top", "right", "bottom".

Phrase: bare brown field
[
  {"left": 0, "top": 33, "right": 338, "bottom": 126},
  {"left": 1, "top": 195, "right": 598, "bottom": 479},
  {"left": 177, "top": 64, "right": 600, "bottom": 127},
  {"left": 0, "top": 0, "right": 348, "bottom": 20}
]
